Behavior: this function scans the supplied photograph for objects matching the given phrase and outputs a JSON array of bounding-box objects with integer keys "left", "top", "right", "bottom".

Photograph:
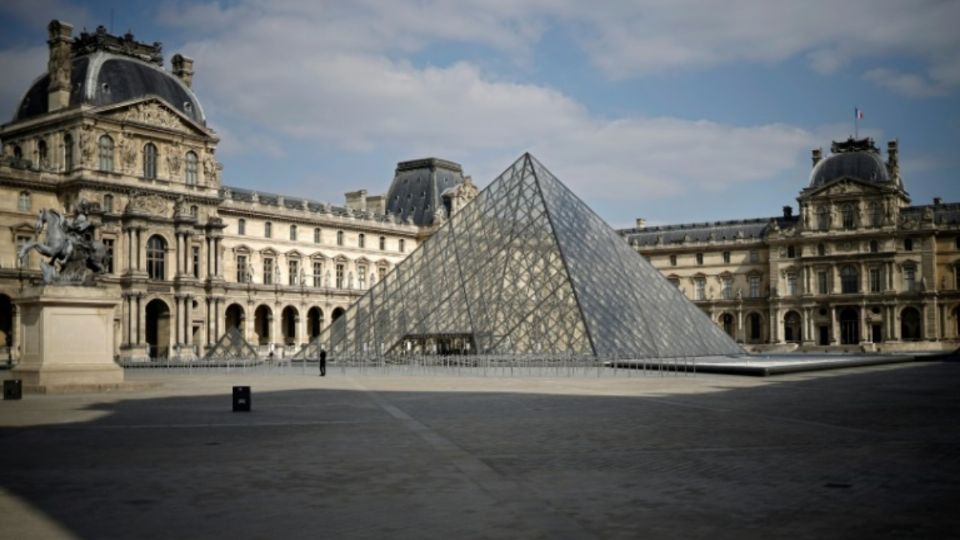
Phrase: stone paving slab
[{"left": 0, "top": 362, "right": 958, "bottom": 539}]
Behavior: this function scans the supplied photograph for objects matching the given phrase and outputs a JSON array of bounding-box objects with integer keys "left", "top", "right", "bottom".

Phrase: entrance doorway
[
  {"left": 0, "top": 294, "right": 12, "bottom": 360},
  {"left": 281, "top": 306, "right": 298, "bottom": 345},
  {"left": 720, "top": 313, "right": 734, "bottom": 337},
  {"left": 839, "top": 308, "right": 859, "bottom": 344},
  {"left": 784, "top": 311, "right": 801, "bottom": 343},
  {"left": 871, "top": 324, "right": 882, "bottom": 343},
  {"left": 145, "top": 299, "right": 171, "bottom": 359},
  {"left": 901, "top": 307, "right": 922, "bottom": 341},
  {"left": 747, "top": 313, "right": 762, "bottom": 343},
  {"left": 818, "top": 325, "right": 829, "bottom": 346},
  {"left": 254, "top": 305, "right": 272, "bottom": 345},
  {"left": 225, "top": 304, "right": 244, "bottom": 330},
  {"left": 307, "top": 307, "right": 324, "bottom": 338}
]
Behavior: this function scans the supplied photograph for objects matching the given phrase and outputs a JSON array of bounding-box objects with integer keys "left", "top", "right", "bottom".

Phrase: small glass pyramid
[
  {"left": 204, "top": 326, "right": 260, "bottom": 360},
  {"left": 297, "top": 154, "right": 742, "bottom": 360}
]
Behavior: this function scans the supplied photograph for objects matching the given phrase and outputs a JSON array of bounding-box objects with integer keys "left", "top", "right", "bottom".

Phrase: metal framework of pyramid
[
  {"left": 296, "top": 154, "right": 742, "bottom": 360},
  {"left": 204, "top": 326, "right": 260, "bottom": 360}
]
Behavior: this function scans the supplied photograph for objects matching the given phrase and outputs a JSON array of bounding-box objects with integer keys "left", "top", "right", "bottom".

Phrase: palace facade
[
  {"left": 1, "top": 21, "right": 956, "bottom": 362},
  {"left": 620, "top": 139, "right": 960, "bottom": 352},
  {"left": 0, "top": 22, "right": 475, "bottom": 362}
]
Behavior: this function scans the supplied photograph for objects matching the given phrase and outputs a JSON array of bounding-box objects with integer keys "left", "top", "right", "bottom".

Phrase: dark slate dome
[
  {"left": 386, "top": 158, "right": 466, "bottom": 226},
  {"left": 14, "top": 52, "right": 205, "bottom": 124},
  {"left": 808, "top": 138, "right": 893, "bottom": 189}
]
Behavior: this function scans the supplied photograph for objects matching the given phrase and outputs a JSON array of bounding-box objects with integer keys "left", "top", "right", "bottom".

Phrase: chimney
[
  {"left": 344, "top": 189, "right": 368, "bottom": 211},
  {"left": 47, "top": 20, "right": 73, "bottom": 112},
  {"left": 171, "top": 54, "right": 194, "bottom": 88},
  {"left": 782, "top": 206, "right": 793, "bottom": 218},
  {"left": 635, "top": 218, "right": 646, "bottom": 228},
  {"left": 811, "top": 148, "right": 822, "bottom": 167}
]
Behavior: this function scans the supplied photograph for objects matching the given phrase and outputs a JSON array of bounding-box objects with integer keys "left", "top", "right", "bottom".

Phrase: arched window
[
  {"left": 98, "top": 135, "right": 114, "bottom": 172},
  {"left": 290, "top": 224, "right": 297, "bottom": 241},
  {"left": 238, "top": 218, "right": 246, "bottom": 235},
  {"left": 358, "top": 233, "right": 365, "bottom": 248},
  {"left": 336, "top": 230, "right": 344, "bottom": 246},
  {"left": 841, "top": 265, "right": 859, "bottom": 294},
  {"left": 784, "top": 311, "right": 802, "bottom": 343},
  {"left": 13, "top": 145, "right": 22, "bottom": 161},
  {"left": 185, "top": 151, "right": 198, "bottom": 185},
  {"left": 669, "top": 254, "right": 677, "bottom": 266},
  {"left": 146, "top": 235, "right": 167, "bottom": 280},
  {"left": 817, "top": 243, "right": 825, "bottom": 256},
  {"left": 63, "top": 133, "right": 73, "bottom": 171},
  {"left": 103, "top": 194, "right": 114, "bottom": 213},
  {"left": 869, "top": 240, "right": 878, "bottom": 253},
  {"left": 264, "top": 221, "right": 272, "bottom": 238},
  {"left": 143, "top": 143, "right": 158, "bottom": 179},
  {"left": 900, "top": 307, "right": 922, "bottom": 341},
  {"left": 379, "top": 236, "right": 385, "bottom": 250},
  {"left": 817, "top": 206, "right": 830, "bottom": 230},
  {"left": 18, "top": 191, "right": 30, "bottom": 212},
  {"left": 399, "top": 239, "right": 405, "bottom": 253},
  {"left": 841, "top": 203, "right": 855, "bottom": 229},
  {"left": 37, "top": 139, "right": 48, "bottom": 167}
]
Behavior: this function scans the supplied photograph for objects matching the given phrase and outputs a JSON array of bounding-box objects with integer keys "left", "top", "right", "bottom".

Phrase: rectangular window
[
  {"left": 263, "top": 257, "right": 273, "bottom": 285},
  {"left": 669, "top": 254, "right": 677, "bottom": 266},
  {"left": 192, "top": 246, "right": 200, "bottom": 278},
  {"left": 238, "top": 219, "right": 246, "bottom": 235},
  {"left": 289, "top": 259, "right": 299, "bottom": 285},
  {"left": 379, "top": 236, "right": 386, "bottom": 250},
  {"left": 904, "top": 238, "right": 913, "bottom": 251},
  {"left": 787, "top": 273, "right": 798, "bottom": 296},
  {"left": 16, "top": 235, "right": 31, "bottom": 267},
  {"left": 359, "top": 234, "right": 365, "bottom": 248},
  {"left": 313, "top": 261, "right": 323, "bottom": 287},
  {"left": 336, "top": 263, "right": 344, "bottom": 289},
  {"left": 337, "top": 230, "right": 344, "bottom": 246},
  {"left": 18, "top": 192, "right": 30, "bottom": 212},
  {"left": 237, "top": 254, "right": 248, "bottom": 283},
  {"left": 749, "top": 276, "right": 761, "bottom": 298},
  {"left": 749, "top": 250, "right": 759, "bottom": 263},
  {"left": 264, "top": 222, "right": 272, "bottom": 238},
  {"left": 314, "top": 228, "right": 321, "bottom": 244},
  {"left": 787, "top": 245, "right": 796, "bottom": 258},
  {"left": 869, "top": 268, "right": 881, "bottom": 292},
  {"left": 290, "top": 225, "right": 297, "bottom": 241},
  {"left": 696, "top": 253, "right": 704, "bottom": 265},
  {"left": 818, "top": 271, "right": 828, "bottom": 295},
  {"left": 904, "top": 267, "right": 915, "bottom": 292},
  {"left": 399, "top": 239, "right": 405, "bottom": 253},
  {"left": 722, "top": 278, "right": 733, "bottom": 299},
  {"left": 695, "top": 279, "right": 706, "bottom": 300},
  {"left": 103, "top": 238, "right": 114, "bottom": 273},
  {"left": 722, "top": 251, "right": 731, "bottom": 264},
  {"left": 358, "top": 265, "right": 367, "bottom": 289}
]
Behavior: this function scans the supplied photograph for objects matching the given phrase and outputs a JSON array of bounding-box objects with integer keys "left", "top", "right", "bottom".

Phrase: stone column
[
  {"left": 831, "top": 306, "right": 839, "bottom": 344},
  {"left": 136, "top": 293, "right": 144, "bottom": 345},
  {"left": 214, "top": 298, "right": 222, "bottom": 343},
  {"left": 184, "top": 295, "right": 193, "bottom": 348},
  {"left": 862, "top": 302, "right": 871, "bottom": 343},
  {"left": 205, "top": 298, "right": 212, "bottom": 348}
]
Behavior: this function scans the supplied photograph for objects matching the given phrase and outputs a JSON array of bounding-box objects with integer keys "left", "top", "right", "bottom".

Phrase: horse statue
[{"left": 17, "top": 203, "right": 106, "bottom": 284}]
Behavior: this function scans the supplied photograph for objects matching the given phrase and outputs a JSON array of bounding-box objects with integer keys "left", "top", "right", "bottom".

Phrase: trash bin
[
  {"left": 232, "top": 386, "right": 251, "bottom": 412},
  {"left": 3, "top": 379, "right": 22, "bottom": 400}
]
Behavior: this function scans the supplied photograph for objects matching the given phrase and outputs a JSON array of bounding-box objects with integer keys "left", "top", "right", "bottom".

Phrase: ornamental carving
[
  {"left": 124, "top": 192, "right": 167, "bottom": 216},
  {"left": 117, "top": 102, "right": 189, "bottom": 132}
]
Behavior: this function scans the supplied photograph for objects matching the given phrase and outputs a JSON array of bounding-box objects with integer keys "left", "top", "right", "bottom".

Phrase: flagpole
[{"left": 854, "top": 107, "right": 859, "bottom": 138}]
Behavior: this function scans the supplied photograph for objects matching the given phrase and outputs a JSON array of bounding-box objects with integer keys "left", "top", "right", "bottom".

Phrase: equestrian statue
[{"left": 17, "top": 200, "right": 107, "bottom": 284}]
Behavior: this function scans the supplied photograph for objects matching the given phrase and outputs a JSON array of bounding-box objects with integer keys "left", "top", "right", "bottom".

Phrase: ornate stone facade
[
  {"left": 0, "top": 22, "right": 443, "bottom": 362},
  {"left": 621, "top": 139, "right": 960, "bottom": 352}
]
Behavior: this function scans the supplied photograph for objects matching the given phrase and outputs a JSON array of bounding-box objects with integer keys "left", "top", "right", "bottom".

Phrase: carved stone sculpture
[{"left": 17, "top": 201, "right": 106, "bottom": 284}]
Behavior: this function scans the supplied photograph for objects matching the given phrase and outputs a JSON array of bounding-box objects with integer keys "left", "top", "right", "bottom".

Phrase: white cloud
[
  {"left": 162, "top": 2, "right": 817, "bottom": 211},
  {"left": 863, "top": 68, "right": 949, "bottom": 98}
]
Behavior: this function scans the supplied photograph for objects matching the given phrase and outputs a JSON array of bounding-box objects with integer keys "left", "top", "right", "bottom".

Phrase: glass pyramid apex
[{"left": 297, "top": 153, "right": 742, "bottom": 359}]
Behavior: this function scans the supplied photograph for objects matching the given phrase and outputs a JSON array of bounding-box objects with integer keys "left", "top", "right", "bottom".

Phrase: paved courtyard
[{"left": 1, "top": 362, "right": 958, "bottom": 539}]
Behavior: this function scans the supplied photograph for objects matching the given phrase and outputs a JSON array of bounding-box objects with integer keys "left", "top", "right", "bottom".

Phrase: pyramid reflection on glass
[{"left": 297, "top": 153, "right": 742, "bottom": 360}]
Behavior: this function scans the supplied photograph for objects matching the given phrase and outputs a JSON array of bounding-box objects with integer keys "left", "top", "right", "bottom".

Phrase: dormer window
[
  {"left": 817, "top": 206, "right": 830, "bottom": 230},
  {"left": 841, "top": 203, "right": 855, "bottom": 229}
]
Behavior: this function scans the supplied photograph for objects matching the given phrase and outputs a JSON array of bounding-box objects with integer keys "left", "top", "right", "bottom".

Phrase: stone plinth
[{"left": 13, "top": 284, "right": 123, "bottom": 392}]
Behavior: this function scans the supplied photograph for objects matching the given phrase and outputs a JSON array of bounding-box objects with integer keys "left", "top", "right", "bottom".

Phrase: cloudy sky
[{"left": 1, "top": 0, "right": 958, "bottom": 227}]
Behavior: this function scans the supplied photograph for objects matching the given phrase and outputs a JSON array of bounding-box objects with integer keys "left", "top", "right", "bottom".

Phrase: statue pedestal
[{"left": 13, "top": 285, "right": 123, "bottom": 392}]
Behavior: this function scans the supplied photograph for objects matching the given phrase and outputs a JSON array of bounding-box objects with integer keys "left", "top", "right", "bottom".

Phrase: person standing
[{"left": 319, "top": 349, "right": 327, "bottom": 377}]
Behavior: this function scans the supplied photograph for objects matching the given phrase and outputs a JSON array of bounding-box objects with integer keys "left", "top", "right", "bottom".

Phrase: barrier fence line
[{"left": 117, "top": 354, "right": 698, "bottom": 378}]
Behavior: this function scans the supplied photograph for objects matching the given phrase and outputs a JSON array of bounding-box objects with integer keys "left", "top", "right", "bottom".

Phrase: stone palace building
[
  {"left": 0, "top": 21, "right": 956, "bottom": 362},
  {"left": 0, "top": 22, "right": 476, "bottom": 362},
  {"left": 621, "top": 139, "right": 960, "bottom": 352}
]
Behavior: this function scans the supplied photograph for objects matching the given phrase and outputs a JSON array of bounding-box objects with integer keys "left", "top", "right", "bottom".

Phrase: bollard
[
  {"left": 3, "top": 379, "right": 22, "bottom": 400},
  {"left": 232, "top": 386, "right": 251, "bottom": 412}
]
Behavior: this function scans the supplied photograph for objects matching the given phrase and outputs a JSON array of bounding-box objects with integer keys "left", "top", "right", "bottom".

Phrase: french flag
[{"left": 855, "top": 107, "right": 864, "bottom": 119}]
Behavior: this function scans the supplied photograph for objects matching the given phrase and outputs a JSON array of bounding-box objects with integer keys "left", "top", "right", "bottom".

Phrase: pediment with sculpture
[
  {"left": 104, "top": 99, "right": 205, "bottom": 135},
  {"left": 124, "top": 192, "right": 168, "bottom": 216}
]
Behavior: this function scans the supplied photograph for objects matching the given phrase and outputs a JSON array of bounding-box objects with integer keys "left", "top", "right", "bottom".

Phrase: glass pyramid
[
  {"left": 296, "top": 153, "right": 742, "bottom": 360},
  {"left": 204, "top": 326, "right": 260, "bottom": 360}
]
